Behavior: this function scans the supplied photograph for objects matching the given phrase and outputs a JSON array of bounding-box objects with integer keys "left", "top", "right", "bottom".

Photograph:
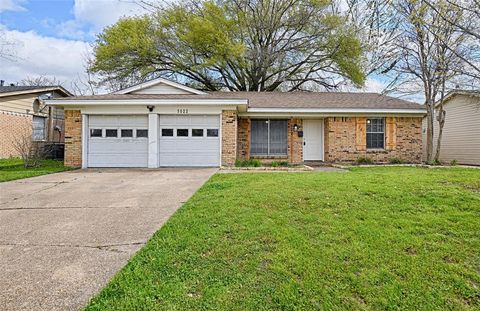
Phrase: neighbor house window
[
  {"left": 251, "top": 119, "right": 288, "bottom": 156},
  {"left": 32, "top": 116, "right": 46, "bottom": 141},
  {"left": 366, "top": 118, "right": 385, "bottom": 149}
]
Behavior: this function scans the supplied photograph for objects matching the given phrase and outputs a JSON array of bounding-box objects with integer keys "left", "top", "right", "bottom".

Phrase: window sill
[
  {"left": 251, "top": 155, "right": 288, "bottom": 159},
  {"left": 366, "top": 149, "right": 387, "bottom": 153}
]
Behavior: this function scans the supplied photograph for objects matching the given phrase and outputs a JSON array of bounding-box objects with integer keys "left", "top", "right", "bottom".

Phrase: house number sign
[{"left": 177, "top": 108, "right": 189, "bottom": 114}]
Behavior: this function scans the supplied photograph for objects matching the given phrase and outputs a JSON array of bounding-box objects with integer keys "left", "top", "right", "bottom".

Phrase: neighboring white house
[{"left": 423, "top": 90, "right": 480, "bottom": 165}]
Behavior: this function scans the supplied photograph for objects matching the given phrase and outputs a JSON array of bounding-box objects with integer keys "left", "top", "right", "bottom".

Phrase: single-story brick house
[
  {"left": 0, "top": 84, "right": 71, "bottom": 158},
  {"left": 47, "top": 78, "right": 425, "bottom": 168}
]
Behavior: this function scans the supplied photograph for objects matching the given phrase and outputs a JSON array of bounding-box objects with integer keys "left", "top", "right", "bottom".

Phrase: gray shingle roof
[
  {"left": 0, "top": 85, "right": 72, "bottom": 96},
  {"left": 55, "top": 91, "right": 424, "bottom": 110}
]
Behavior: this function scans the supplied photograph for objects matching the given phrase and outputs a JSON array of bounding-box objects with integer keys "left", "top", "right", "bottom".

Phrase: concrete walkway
[{"left": 0, "top": 168, "right": 216, "bottom": 311}]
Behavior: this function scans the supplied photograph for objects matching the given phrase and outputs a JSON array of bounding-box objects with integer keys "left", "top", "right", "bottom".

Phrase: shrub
[
  {"left": 432, "top": 159, "right": 442, "bottom": 166},
  {"left": 450, "top": 159, "right": 458, "bottom": 166},
  {"left": 271, "top": 161, "right": 279, "bottom": 167},
  {"left": 356, "top": 156, "right": 374, "bottom": 165},
  {"left": 235, "top": 159, "right": 261, "bottom": 167},
  {"left": 389, "top": 157, "right": 403, "bottom": 164}
]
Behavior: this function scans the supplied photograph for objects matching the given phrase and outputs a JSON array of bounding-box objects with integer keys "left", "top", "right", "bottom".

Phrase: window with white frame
[
  {"left": 366, "top": 118, "right": 385, "bottom": 149},
  {"left": 251, "top": 119, "right": 288, "bottom": 156},
  {"left": 32, "top": 116, "right": 46, "bottom": 141}
]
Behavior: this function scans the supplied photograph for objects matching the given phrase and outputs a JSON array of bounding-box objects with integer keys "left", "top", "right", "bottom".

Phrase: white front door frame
[{"left": 303, "top": 119, "right": 324, "bottom": 161}]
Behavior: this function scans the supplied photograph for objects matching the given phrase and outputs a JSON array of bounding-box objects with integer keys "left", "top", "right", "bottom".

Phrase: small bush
[
  {"left": 389, "top": 157, "right": 403, "bottom": 164},
  {"left": 432, "top": 159, "right": 442, "bottom": 166},
  {"left": 356, "top": 156, "right": 374, "bottom": 165},
  {"left": 271, "top": 161, "right": 279, "bottom": 167},
  {"left": 270, "top": 161, "right": 288, "bottom": 167},
  {"left": 450, "top": 159, "right": 458, "bottom": 166},
  {"left": 235, "top": 159, "right": 261, "bottom": 167}
]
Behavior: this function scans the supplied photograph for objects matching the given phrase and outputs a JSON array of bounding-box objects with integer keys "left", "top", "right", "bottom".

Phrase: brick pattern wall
[
  {"left": 324, "top": 116, "right": 423, "bottom": 163},
  {"left": 288, "top": 118, "right": 303, "bottom": 164},
  {"left": 64, "top": 110, "right": 82, "bottom": 167},
  {"left": 221, "top": 110, "right": 237, "bottom": 166},
  {"left": 237, "top": 118, "right": 250, "bottom": 160},
  {"left": 0, "top": 111, "right": 33, "bottom": 158}
]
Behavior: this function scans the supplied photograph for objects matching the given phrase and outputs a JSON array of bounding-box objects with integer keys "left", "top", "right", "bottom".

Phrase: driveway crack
[{"left": 0, "top": 179, "right": 78, "bottom": 206}]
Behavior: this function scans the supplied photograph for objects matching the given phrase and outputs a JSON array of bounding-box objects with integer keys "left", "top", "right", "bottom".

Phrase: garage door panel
[
  {"left": 159, "top": 115, "right": 220, "bottom": 167},
  {"left": 88, "top": 115, "right": 148, "bottom": 168}
]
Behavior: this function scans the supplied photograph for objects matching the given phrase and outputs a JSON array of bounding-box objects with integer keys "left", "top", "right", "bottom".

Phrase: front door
[{"left": 303, "top": 119, "right": 324, "bottom": 161}]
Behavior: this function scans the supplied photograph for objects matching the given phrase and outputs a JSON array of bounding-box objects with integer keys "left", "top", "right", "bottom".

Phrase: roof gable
[
  {"left": 0, "top": 85, "right": 72, "bottom": 97},
  {"left": 114, "top": 78, "right": 207, "bottom": 95}
]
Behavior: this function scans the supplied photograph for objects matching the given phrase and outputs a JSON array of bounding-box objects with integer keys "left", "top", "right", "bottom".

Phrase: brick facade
[
  {"left": 221, "top": 110, "right": 237, "bottom": 166},
  {"left": 0, "top": 111, "right": 33, "bottom": 158},
  {"left": 288, "top": 118, "right": 303, "bottom": 164},
  {"left": 237, "top": 118, "right": 250, "bottom": 160},
  {"left": 64, "top": 110, "right": 82, "bottom": 167},
  {"left": 324, "top": 116, "right": 423, "bottom": 163}
]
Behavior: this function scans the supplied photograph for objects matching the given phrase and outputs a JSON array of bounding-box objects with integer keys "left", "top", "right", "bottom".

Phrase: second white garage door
[{"left": 159, "top": 115, "right": 220, "bottom": 167}]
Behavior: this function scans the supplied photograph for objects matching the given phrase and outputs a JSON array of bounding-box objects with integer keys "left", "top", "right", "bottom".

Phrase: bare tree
[
  {"left": 382, "top": 0, "right": 470, "bottom": 163},
  {"left": 19, "top": 75, "right": 61, "bottom": 86},
  {"left": 10, "top": 118, "right": 46, "bottom": 168}
]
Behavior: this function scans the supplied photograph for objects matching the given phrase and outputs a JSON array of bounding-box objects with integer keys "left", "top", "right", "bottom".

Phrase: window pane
[
  {"left": 192, "top": 129, "right": 204, "bottom": 137},
  {"left": 90, "top": 129, "right": 102, "bottom": 137},
  {"left": 161, "top": 128, "right": 173, "bottom": 137},
  {"left": 105, "top": 129, "right": 118, "bottom": 137},
  {"left": 177, "top": 129, "right": 188, "bottom": 137},
  {"left": 207, "top": 129, "right": 218, "bottom": 137},
  {"left": 251, "top": 120, "right": 269, "bottom": 155},
  {"left": 136, "top": 129, "right": 148, "bottom": 138},
  {"left": 32, "top": 116, "right": 46, "bottom": 140},
  {"left": 121, "top": 129, "right": 133, "bottom": 137},
  {"left": 366, "top": 118, "right": 385, "bottom": 149},
  {"left": 269, "top": 120, "right": 288, "bottom": 155}
]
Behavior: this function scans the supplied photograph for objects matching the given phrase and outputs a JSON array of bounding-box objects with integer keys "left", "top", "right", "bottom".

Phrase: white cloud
[
  {"left": 73, "top": 0, "right": 148, "bottom": 31},
  {"left": 0, "top": 26, "right": 90, "bottom": 89},
  {"left": 363, "top": 78, "right": 388, "bottom": 93},
  {"left": 0, "top": 0, "right": 26, "bottom": 13}
]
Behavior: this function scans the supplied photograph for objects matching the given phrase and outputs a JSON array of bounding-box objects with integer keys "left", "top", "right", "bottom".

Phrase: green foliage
[
  {"left": 86, "top": 167, "right": 480, "bottom": 310},
  {"left": 0, "top": 158, "right": 73, "bottom": 182},
  {"left": 389, "top": 157, "right": 403, "bottom": 164},
  {"left": 271, "top": 161, "right": 289, "bottom": 167},
  {"left": 235, "top": 159, "right": 261, "bottom": 167},
  {"left": 90, "top": 0, "right": 365, "bottom": 91},
  {"left": 450, "top": 159, "right": 458, "bottom": 166},
  {"left": 356, "top": 156, "right": 374, "bottom": 165}
]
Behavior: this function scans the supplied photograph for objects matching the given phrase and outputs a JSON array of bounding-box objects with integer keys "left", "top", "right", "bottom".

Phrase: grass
[
  {"left": 86, "top": 167, "right": 480, "bottom": 310},
  {"left": 0, "top": 158, "right": 73, "bottom": 182}
]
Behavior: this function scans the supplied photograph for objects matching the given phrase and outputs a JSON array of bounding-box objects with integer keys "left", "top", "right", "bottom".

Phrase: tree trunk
[
  {"left": 434, "top": 84, "right": 447, "bottom": 163},
  {"left": 425, "top": 99, "right": 434, "bottom": 163}
]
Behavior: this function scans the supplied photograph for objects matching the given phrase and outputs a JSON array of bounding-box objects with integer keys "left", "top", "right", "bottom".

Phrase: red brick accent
[
  {"left": 221, "top": 110, "right": 237, "bottom": 166},
  {"left": 0, "top": 111, "right": 33, "bottom": 158},
  {"left": 324, "top": 116, "right": 423, "bottom": 163},
  {"left": 64, "top": 110, "right": 82, "bottom": 167}
]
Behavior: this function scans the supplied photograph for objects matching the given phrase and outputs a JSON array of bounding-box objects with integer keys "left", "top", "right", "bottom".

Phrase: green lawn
[
  {"left": 86, "top": 167, "right": 480, "bottom": 310},
  {"left": 0, "top": 158, "right": 73, "bottom": 182}
]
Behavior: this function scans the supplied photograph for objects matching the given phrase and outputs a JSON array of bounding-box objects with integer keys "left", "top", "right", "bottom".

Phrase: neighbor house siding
[
  {"left": 325, "top": 116, "right": 422, "bottom": 163},
  {"left": 423, "top": 94, "right": 480, "bottom": 165},
  {"left": 64, "top": 110, "right": 82, "bottom": 167}
]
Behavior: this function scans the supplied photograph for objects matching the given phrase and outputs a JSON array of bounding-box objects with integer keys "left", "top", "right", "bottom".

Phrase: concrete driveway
[{"left": 0, "top": 168, "right": 216, "bottom": 311}]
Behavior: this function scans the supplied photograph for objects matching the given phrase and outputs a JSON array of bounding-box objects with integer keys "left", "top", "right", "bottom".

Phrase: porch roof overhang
[{"left": 239, "top": 107, "right": 426, "bottom": 117}]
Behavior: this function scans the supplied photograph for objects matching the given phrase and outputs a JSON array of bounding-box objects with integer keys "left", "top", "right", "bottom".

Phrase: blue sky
[{"left": 0, "top": 0, "right": 394, "bottom": 97}]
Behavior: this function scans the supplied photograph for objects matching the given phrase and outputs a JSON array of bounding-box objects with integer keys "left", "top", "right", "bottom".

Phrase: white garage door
[
  {"left": 159, "top": 115, "right": 220, "bottom": 167},
  {"left": 88, "top": 115, "right": 148, "bottom": 167}
]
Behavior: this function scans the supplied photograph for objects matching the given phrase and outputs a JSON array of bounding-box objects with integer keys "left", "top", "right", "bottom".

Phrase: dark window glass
[
  {"left": 161, "top": 128, "right": 174, "bottom": 136},
  {"left": 90, "top": 129, "right": 102, "bottom": 137},
  {"left": 105, "top": 129, "right": 118, "bottom": 137},
  {"left": 207, "top": 129, "right": 219, "bottom": 137},
  {"left": 136, "top": 129, "right": 148, "bottom": 138},
  {"left": 366, "top": 118, "right": 385, "bottom": 149},
  {"left": 192, "top": 129, "right": 204, "bottom": 137},
  {"left": 177, "top": 129, "right": 188, "bottom": 137},
  {"left": 251, "top": 119, "right": 287, "bottom": 155},
  {"left": 121, "top": 129, "right": 133, "bottom": 137}
]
